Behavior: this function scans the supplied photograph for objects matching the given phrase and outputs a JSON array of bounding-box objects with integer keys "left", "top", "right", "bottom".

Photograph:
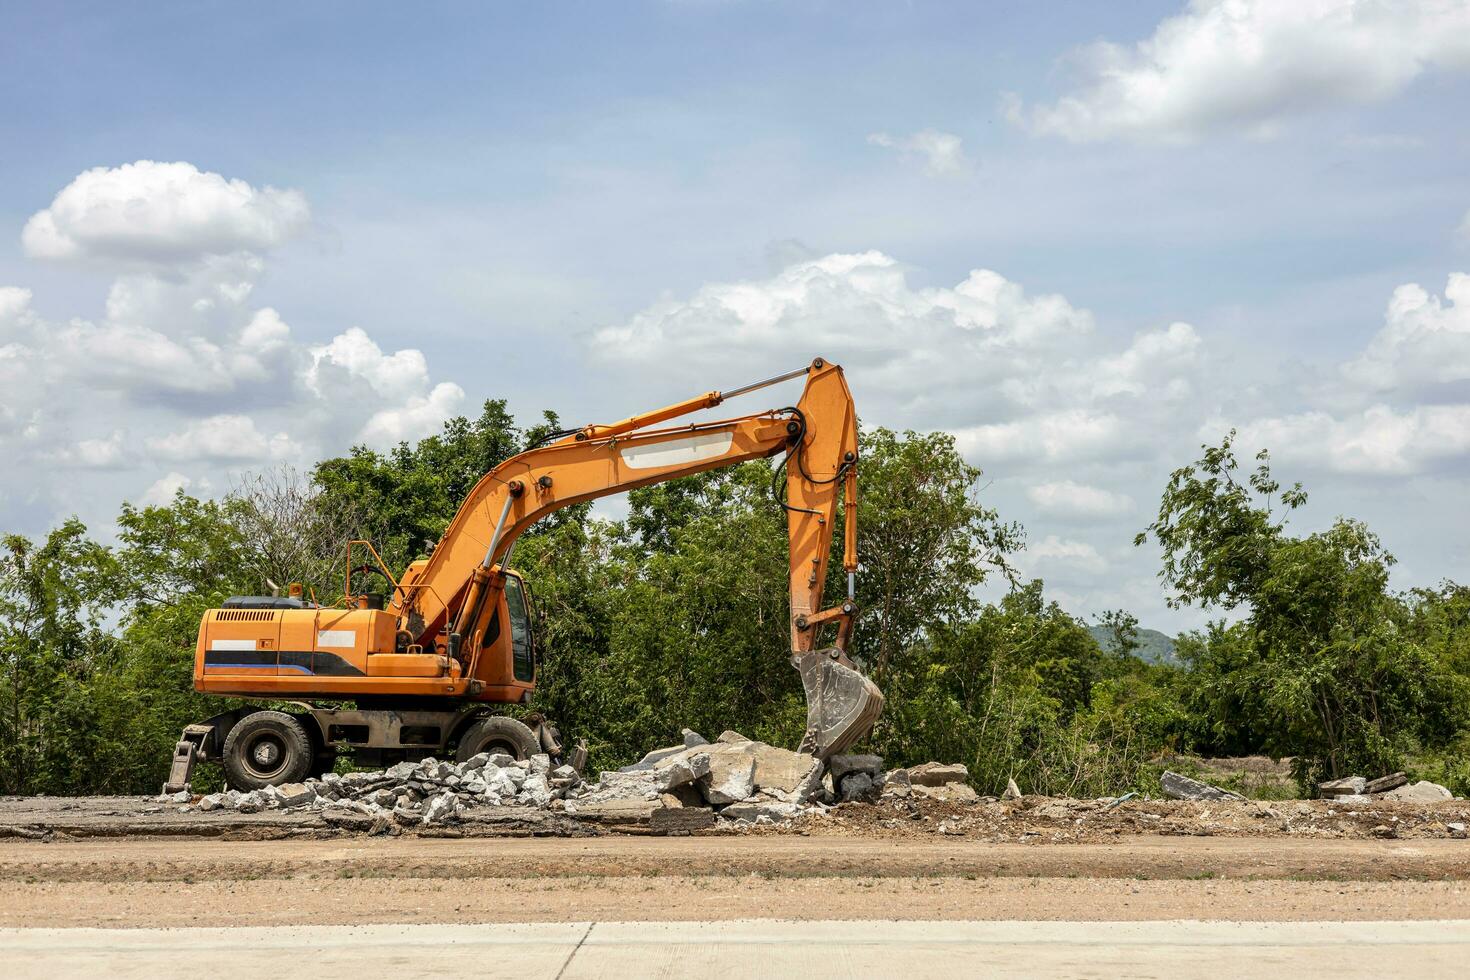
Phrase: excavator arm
[{"left": 393, "top": 356, "right": 882, "bottom": 757}]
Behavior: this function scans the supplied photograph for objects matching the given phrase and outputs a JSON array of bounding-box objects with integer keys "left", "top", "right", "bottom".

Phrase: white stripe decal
[
  {"left": 209, "top": 639, "right": 257, "bottom": 651},
  {"left": 620, "top": 432, "right": 734, "bottom": 470}
]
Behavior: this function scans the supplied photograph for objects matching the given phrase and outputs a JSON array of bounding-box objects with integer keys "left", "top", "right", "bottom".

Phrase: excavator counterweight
[{"left": 170, "top": 357, "right": 882, "bottom": 792}]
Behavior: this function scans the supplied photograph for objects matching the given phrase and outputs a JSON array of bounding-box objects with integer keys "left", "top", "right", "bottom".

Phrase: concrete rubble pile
[
  {"left": 160, "top": 724, "right": 978, "bottom": 833},
  {"left": 1317, "top": 772, "right": 1457, "bottom": 803},
  {"left": 166, "top": 750, "right": 581, "bottom": 830}
]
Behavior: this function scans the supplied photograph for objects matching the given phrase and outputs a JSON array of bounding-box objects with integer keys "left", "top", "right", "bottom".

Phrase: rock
[
  {"left": 1333, "top": 794, "right": 1372, "bottom": 803},
  {"left": 1447, "top": 822, "right": 1467, "bottom": 838},
  {"left": 1319, "top": 776, "right": 1367, "bottom": 797},
  {"left": 881, "top": 768, "right": 912, "bottom": 799},
  {"left": 422, "top": 792, "right": 461, "bottom": 825},
  {"left": 274, "top": 782, "right": 316, "bottom": 808},
  {"left": 828, "top": 754, "right": 883, "bottom": 782},
  {"left": 1035, "top": 802, "right": 1074, "bottom": 819},
  {"left": 908, "top": 762, "right": 970, "bottom": 787},
  {"left": 620, "top": 744, "right": 690, "bottom": 772},
  {"left": 1364, "top": 772, "right": 1409, "bottom": 795},
  {"left": 912, "top": 782, "right": 979, "bottom": 803},
  {"left": 659, "top": 784, "right": 706, "bottom": 809},
  {"left": 519, "top": 773, "right": 553, "bottom": 807},
  {"left": 747, "top": 744, "right": 817, "bottom": 794},
  {"left": 528, "top": 753, "right": 552, "bottom": 775},
  {"left": 716, "top": 730, "right": 750, "bottom": 744},
  {"left": 323, "top": 811, "right": 377, "bottom": 831},
  {"left": 572, "top": 799, "right": 661, "bottom": 825},
  {"left": 551, "top": 764, "right": 579, "bottom": 782},
  {"left": 1160, "top": 770, "right": 1245, "bottom": 802},
  {"left": 702, "top": 753, "right": 756, "bottom": 805},
  {"left": 682, "top": 728, "right": 709, "bottom": 748},
  {"left": 720, "top": 800, "right": 803, "bottom": 822},
  {"left": 838, "top": 772, "right": 877, "bottom": 803},
  {"left": 392, "top": 801, "right": 422, "bottom": 824},
  {"left": 197, "top": 793, "right": 226, "bottom": 812},
  {"left": 655, "top": 753, "right": 711, "bottom": 792},
  {"left": 234, "top": 793, "right": 264, "bottom": 814},
  {"left": 1383, "top": 780, "right": 1454, "bottom": 802},
  {"left": 484, "top": 752, "right": 517, "bottom": 768},
  {"left": 154, "top": 790, "right": 191, "bottom": 804},
  {"left": 461, "top": 753, "right": 491, "bottom": 772},
  {"left": 1003, "top": 777, "right": 1022, "bottom": 800},
  {"left": 386, "top": 761, "right": 417, "bottom": 780},
  {"left": 651, "top": 806, "right": 716, "bottom": 834},
  {"left": 795, "top": 759, "right": 828, "bottom": 803}
]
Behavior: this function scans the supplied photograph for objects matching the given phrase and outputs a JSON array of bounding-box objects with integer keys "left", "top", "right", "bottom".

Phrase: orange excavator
[{"left": 164, "top": 357, "right": 883, "bottom": 792}]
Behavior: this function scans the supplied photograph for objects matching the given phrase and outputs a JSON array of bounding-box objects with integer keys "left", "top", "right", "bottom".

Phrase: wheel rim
[
  {"left": 472, "top": 735, "right": 520, "bottom": 759},
  {"left": 240, "top": 731, "right": 290, "bottom": 780}
]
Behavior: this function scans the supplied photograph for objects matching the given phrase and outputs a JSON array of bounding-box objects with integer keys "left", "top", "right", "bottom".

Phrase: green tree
[{"left": 1139, "top": 433, "right": 1462, "bottom": 784}]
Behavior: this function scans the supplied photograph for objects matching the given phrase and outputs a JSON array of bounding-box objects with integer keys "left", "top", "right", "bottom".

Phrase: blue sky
[{"left": 3, "top": 1, "right": 1470, "bottom": 630}]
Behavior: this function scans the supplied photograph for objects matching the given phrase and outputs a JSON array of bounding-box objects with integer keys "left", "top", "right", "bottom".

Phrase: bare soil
[{"left": 5, "top": 794, "right": 1469, "bottom": 927}]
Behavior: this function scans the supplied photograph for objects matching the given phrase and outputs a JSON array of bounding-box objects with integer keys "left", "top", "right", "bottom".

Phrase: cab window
[{"left": 505, "top": 575, "right": 534, "bottom": 682}]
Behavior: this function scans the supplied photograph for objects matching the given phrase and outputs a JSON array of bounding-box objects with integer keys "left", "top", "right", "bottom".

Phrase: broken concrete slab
[
  {"left": 1160, "top": 770, "right": 1245, "bottom": 802},
  {"left": 682, "top": 728, "right": 709, "bottom": 748},
  {"left": 908, "top": 762, "right": 970, "bottom": 787},
  {"left": 702, "top": 752, "right": 756, "bottom": 805},
  {"left": 716, "top": 730, "right": 750, "bottom": 744},
  {"left": 651, "top": 806, "right": 715, "bottom": 835},
  {"left": 1383, "top": 780, "right": 1454, "bottom": 803},
  {"left": 1319, "top": 776, "right": 1367, "bottom": 797},
  {"left": 569, "top": 798, "right": 661, "bottom": 825},
  {"left": 837, "top": 771, "right": 878, "bottom": 803},
  {"left": 654, "top": 752, "right": 711, "bottom": 792},
  {"left": 1364, "top": 772, "right": 1409, "bottom": 795},
  {"left": 721, "top": 799, "right": 804, "bottom": 822},
  {"left": 273, "top": 782, "right": 316, "bottom": 808},
  {"left": 911, "top": 782, "right": 979, "bottom": 803},
  {"left": 828, "top": 754, "right": 883, "bottom": 782},
  {"left": 1003, "top": 777, "right": 1022, "bottom": 800}
]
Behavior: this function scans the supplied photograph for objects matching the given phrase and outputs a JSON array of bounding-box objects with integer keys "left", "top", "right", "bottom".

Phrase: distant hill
[{"left": 1087, "top": 625, "right": 1178, "bottom": 665}]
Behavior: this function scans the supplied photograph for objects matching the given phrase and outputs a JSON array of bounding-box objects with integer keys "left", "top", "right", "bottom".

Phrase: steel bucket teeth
[{"left": 793, "top": 649, "right": 885, "bottom": 759}]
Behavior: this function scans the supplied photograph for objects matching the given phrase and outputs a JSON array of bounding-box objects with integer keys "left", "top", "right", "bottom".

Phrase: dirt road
[{"left": 6, "top": 833, "right": 1470, "bottom": 927}]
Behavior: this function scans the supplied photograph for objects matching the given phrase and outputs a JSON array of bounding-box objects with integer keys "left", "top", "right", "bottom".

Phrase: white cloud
[
  {"left": 1027, "top": 534, "right": 1109, "bottom": 574},
  {"left": 358, "top": 382, "right": 467, "bottom": 446},
  {"left": 48, "top": 431, "right": 128, "bottom": 469},
  {"left": 1342, "top": 273, "right": 1470, "bottom": 391},
  {"left": 147, "top": 414, "right": 302, "bottom": 463},
  {"left": 867, "top": 129, "right": 970, "bottom": 176},
  {"left": 1232, "top": 403, "right": 1470, "bottom": 476},
  {"left": 307, "top": 326, "right": 434, "bottom": 403},
  {"left": 953, "top": 410, "right": 1126, "bottom": 464},
  {"left": 23, "top": 161, "right": 309, "bottom": 266},
  {"left": 138, "top": 471, "right": 206, "bottom": 507},
  {"left": 1009, "top": 0, "right": 1470, "bottom": 143},
  {"left": 1028, "top": 480, "right": 1133, "bottom": 518}
]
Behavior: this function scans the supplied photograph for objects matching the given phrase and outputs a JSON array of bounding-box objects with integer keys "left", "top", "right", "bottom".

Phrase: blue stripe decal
[{"left": 204, "top": 663, "right": 314, "bottom": 674}]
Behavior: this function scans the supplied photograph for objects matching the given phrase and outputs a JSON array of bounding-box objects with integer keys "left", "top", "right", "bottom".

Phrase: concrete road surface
[{"left": 4, "top": 919, "right": 1468, "bottom": 978}]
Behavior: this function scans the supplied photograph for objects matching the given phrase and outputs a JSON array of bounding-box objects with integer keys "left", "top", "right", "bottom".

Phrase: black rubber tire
[
  {"left": 222, "top": 710, "right": 314, "bottom": 789},
  {"left": 456, "top": 716, "right": 540, "bottom": 762}
]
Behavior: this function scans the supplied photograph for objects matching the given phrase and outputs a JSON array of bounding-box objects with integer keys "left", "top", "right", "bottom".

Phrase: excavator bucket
[{"left": 793, "top": 649, "right": 885, "bottom": 759}]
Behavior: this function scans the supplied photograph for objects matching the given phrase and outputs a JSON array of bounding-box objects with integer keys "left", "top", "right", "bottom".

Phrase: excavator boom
[{"left": 188, "top": 357, "right": 882, "bottom": 772}]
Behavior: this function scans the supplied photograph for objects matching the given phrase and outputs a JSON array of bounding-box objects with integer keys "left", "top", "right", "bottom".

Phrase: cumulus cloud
[
  {"left": 137, "top": 471, "right": 210, "bottom": 507},
  {"left": 23, "top": 161, "right": 309, "bottom": 267},
  {"left": 593, "top": 250, "right": 1206, "bottom": 474},
  {"left": 47, "top": 431, "right": 128, "bottom": 470},
  {"left": 1028, "top": 480, "right": 1134, "bottom": 518},
  {"left": 146, "top": 414, "right": 302, "bottom": 463},
  {"left": 1232, "top": 404, "right": 1470, "bottom": 476},
  {"left": 1342, "top": 273, "right": 1470, "bottom": 392},
  {"left": 867, "top": 129, "right": 970, "bottom": 176},
  {"left": 1008, "top": 0, "right": 1470, "bottom": 143},
  {"left": 1026, "top": 535, "right": 1109, "bottom": 574}
]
